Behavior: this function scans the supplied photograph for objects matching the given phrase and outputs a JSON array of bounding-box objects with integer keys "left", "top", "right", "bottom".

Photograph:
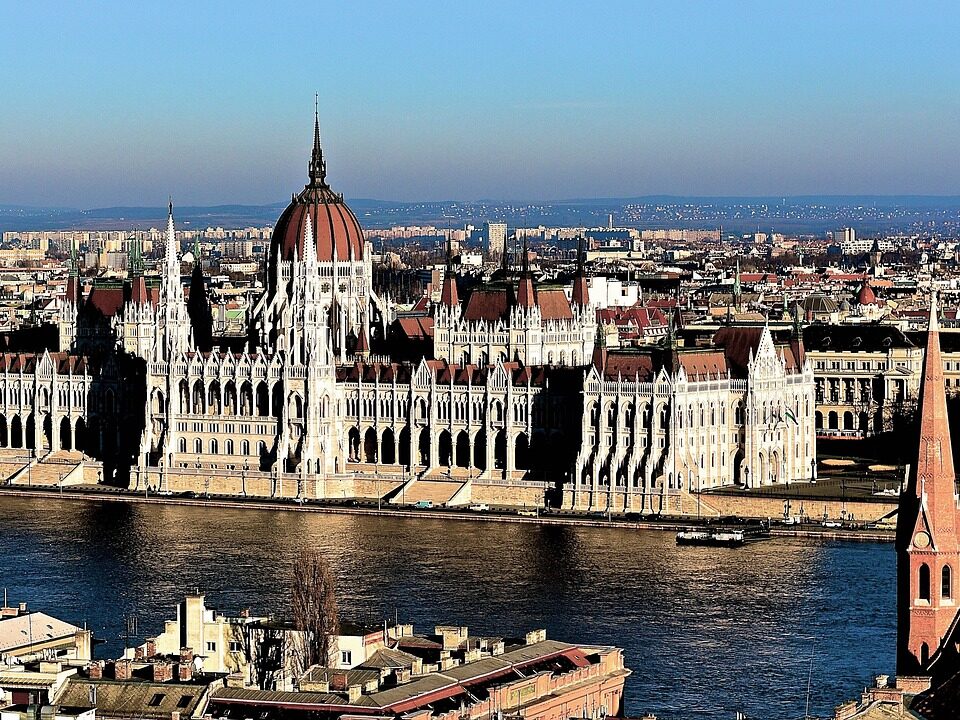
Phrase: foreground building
[{"left": 0, "top": 115, "right": 817, "bottom": 511}]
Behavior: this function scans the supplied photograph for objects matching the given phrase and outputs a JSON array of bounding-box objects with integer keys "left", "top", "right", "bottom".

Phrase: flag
[{"left": 785, "top": 407, "right": 799, "bottom": 425}]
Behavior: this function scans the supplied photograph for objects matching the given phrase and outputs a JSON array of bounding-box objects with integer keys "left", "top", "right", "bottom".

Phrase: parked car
[
  {"left": 469, "top": 503, "right": 489, "bottom": 512},
  {"left": 413, "top": 500, "right": 433, "bottom": 509}
]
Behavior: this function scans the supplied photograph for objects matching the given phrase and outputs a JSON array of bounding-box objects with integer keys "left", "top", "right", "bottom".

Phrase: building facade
[
  {"left": 573, "top": 325, "right": 815, "bottom": 512},
  {"left": 22, "top": 118, "right": 816, "bottom": 509}
]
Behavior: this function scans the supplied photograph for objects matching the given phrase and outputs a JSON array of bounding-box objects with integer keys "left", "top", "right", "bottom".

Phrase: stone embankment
[{"left": 0, "top": 484, "right": 895, "bottom": 542}]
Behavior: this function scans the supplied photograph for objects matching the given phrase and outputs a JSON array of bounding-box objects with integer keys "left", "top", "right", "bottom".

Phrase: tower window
[
  {"left": 919, "top": 563, "right": 931, "bottom": 601},
  {"left": 943, "top": 565, "right": 952, "bottom": 599}
]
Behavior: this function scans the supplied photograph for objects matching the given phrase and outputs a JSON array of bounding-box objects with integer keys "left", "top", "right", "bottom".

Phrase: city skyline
[{"left": 2, "top": 2, "right": 960, "bottom": 207}]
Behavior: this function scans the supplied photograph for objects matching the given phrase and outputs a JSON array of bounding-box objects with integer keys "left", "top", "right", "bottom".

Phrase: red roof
[
  {"left": 86, "top": 286, "right": 125, "bottom": 318},
  {"left": 272, "top": 197, "right": 364, "bottom": 263},
  {"left": 464, "top": 289, "right": 511, "bottom": 322},
  {"left": 857, "top": 283, "right": 878, "bottom": 305}
]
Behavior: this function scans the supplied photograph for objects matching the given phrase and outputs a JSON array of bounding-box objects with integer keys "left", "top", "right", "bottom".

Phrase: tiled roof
[
  {"left": 0, "top": 612, "right": 80, "bottom": 653},
  {"left": 58, "top": 679, "right": 206, "bottom": 720}
]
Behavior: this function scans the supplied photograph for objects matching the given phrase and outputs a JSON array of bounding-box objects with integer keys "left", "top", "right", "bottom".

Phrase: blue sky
[{"left": 1, "top": 1, "right": 959, "bottom": 206}]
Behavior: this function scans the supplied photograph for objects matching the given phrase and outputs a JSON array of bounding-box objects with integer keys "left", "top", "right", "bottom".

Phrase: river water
[{"left": 0, "top": 497, "right": 894, "bottom": 720}]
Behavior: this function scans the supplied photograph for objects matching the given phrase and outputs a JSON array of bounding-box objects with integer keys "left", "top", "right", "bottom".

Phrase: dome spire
[{"left": 308, "top": 94, "right": 327, "bottom": 188}]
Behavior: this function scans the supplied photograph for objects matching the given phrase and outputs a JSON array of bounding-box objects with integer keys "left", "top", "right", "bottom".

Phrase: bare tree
[
  {"left": 290, "top": 548, "right": 339, "bottom": 675},
  {"left": 239, "top": 622, "right": 287, "bottom": 690}
]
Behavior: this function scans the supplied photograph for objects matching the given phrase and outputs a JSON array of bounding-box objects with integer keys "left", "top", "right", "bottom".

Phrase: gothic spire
[
  {"left": 571, "top": 234, "right": 590, "bottom": 308},
  {"left": 193, "top": 232, "right": 201, "bottom": 269},
  {"left": 308, "top": 96, "right": 328, "bottom": 188},
  {"left": 69, "top": 238, "right": 79, "bottom": 277}
]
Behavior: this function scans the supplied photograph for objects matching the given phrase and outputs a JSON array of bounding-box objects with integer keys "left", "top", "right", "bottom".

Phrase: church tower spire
[{"left": 898, "top": 289, "right": 960, "bottom": 676}]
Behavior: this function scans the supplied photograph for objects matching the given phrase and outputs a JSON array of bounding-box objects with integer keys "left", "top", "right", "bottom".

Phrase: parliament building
[{"left": 10, "top": 117, "right": 815, "bottom": 513}]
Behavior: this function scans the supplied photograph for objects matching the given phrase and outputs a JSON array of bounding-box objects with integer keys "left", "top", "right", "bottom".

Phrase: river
[{"left": 0, "top": 497, "right": 894, "bottom": 720}]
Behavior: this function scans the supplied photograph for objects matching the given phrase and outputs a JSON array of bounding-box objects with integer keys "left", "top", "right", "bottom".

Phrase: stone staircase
[
  {"left": 9, "top": 450, "right": 86, "bottom": 487},
  {"left": 391, "top": 478, "right": 466, "bottom": 507}
]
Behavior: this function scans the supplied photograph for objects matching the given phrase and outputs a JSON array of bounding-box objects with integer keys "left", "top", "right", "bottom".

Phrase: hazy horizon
[{"left": 3, "top": 2, "right": 960, "bottom": 207}]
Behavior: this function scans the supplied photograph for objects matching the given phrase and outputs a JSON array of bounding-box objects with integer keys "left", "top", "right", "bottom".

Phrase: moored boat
[{"left": 676, "top": 528, "right": 746, "bottom": 548}]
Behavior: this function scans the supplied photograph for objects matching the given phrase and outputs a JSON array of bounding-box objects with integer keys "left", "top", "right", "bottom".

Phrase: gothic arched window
[{"left": 919, "top": 563, "right": 931, "bottom": 601}]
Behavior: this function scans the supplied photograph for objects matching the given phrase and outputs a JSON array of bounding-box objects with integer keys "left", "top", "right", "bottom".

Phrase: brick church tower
[{"left": 897, "top": 290, "right": 960, "bottom": 675}]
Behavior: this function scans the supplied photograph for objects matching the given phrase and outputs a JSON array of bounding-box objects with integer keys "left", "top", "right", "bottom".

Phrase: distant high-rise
[{"left": 483, "top": 221, "right": 507, "bottom": 260}]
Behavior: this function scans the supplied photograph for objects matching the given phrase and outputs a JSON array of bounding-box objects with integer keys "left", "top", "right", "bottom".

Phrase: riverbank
[{"left": 0, "top": 484, "right": 896, "bottom": 542}]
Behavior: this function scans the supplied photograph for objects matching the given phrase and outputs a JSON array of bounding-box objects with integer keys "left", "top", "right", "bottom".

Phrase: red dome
[
  {"left": 272, "top": 192, "right": 364, "bottom": 262},
  {"left": 271, "top": 115, "right": 364, "bottom": 263},
  {"left": 857, "top": 283, "right": 877, "bottom": 305}
]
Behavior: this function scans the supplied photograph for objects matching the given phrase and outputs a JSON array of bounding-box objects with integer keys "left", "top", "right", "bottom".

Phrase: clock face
[{"left": 915, "top": 531, "right": 931, "bottom": 549}]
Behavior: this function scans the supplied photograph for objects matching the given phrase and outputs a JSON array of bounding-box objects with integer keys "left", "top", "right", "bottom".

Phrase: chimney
[
  {"left": 179, "top": 647, "right": 193, "bottom": 665},
  {"left": 114, "top": 659, "right": 132, "bottom": 681},
  {"left": 152, "top": 661, "right": 173, "bottom": 683},
  {"left": 348, "top": 685, "right": 362, "bottom": 704},
  {"left": 524, "top": 629, "right": 546, "bottom": 645},
  {"left": 87, "top": 661, "right": 103, "bottom": 680},
  {"left": 177, "top": 663, "right": 192, "bottom": 682},
  {"left": 146, "top": 638, "right": 157, "bottom": 658},
  {"left": 331, "top": 672, "right": 348, "bottom": 691},
  {"left": 134, "top": 646, "right": 145, "bottom": 661},
  {"left": 170, "top": 712, "right": 180, "bottom": 720}
]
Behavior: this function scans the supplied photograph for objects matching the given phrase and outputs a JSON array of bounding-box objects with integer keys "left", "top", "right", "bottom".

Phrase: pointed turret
[
  {"left": 897, "top": 289, "right": 960, "bottom": 676},
  {"left": 439, "top": 237, "right": 459, "bottom": 307},
  {"left": 517, "top": 236, "right": 536, "bottom": 308},
  {"left": 187, "top": 230, "right": 212, "bottom": 352},
  {"left": 130, "top": 238, "right": 149, "bottom": 306},
  {"left": 66, "top": 240, "right": 80, "bottom": 306},
  {"left": 591, "top": 323, "right": 608, "bottom": 374},
  {"left": 571, "top": 234, "right": 590, "bottom": 308},
  {"left": 156, "top": 200, "right": 190, "bottom": 360},
  {"left": 355, "top": 311, "right": 370, "bottom": 358}
]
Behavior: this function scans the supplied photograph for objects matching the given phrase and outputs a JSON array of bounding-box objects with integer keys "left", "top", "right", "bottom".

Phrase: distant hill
[{"left": 3, "top": 195, "right": 960, "bottom": 236}]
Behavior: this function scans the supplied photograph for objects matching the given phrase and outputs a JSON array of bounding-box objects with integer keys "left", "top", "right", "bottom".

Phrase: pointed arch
[
  {"left": 363, "top": 427, "right": 378, "bottom": 463},
  {"left": 179, "top": 380, "right": 190, "bottom": 413},
  {"left": 59, "top": 416, "right": 72, "bottom": 451},
  {"left": 438, "top": 430, "right": 453, "bottom": 466},
  {"left": 417, "top": 427, "right": 429, "bottom": 466},
  {"left": 256, "top": 382, "right": 269, "bottom": 416},
  {"left": 381, "top": 428, "right": 396, "bottom": 465},
  {"left": 398, "top": 427, "right": 411, "bottom": 466},
  {"left": 494, "top": 430, "right": 507, "bottom": 470},
  {"left": 75, "top": 417, "right": 86, "bottom": 453},
  {"left": 223, "top": 380, "right": 237, "bottom": 415},
  {"left": 473, "top": 430, "right": 486, "bottom": 471},
  {"left": 347, "top": 427, "right": 361, "bottom": 462},
  {"left": 207, "top": 380, "right": 222, "bottom": 415},
  {"left": 11, "top": 415, "right": 22, "bottom": 448},
  {"left": 192, "top": 380, "right": 205, "bottom": 414},
  {"left": 919, "top": 563, "right": 931, "bottom": 601},
  {"left": 272, "top": 383, "right": 283, "bottom": 420},
  {"left": 515, "top": 432, "right": 530, "bottom": 471},
  {"left": 240, "top": 381, "right": 254, "bottom": 415},
  {"left": 455, "top": 431, "right": 470, "bottom": 468}
]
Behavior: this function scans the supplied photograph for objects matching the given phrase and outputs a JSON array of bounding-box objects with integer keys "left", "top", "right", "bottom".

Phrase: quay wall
[{"left": 699, "top": 492, "right": 898, "bottom": 524}]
